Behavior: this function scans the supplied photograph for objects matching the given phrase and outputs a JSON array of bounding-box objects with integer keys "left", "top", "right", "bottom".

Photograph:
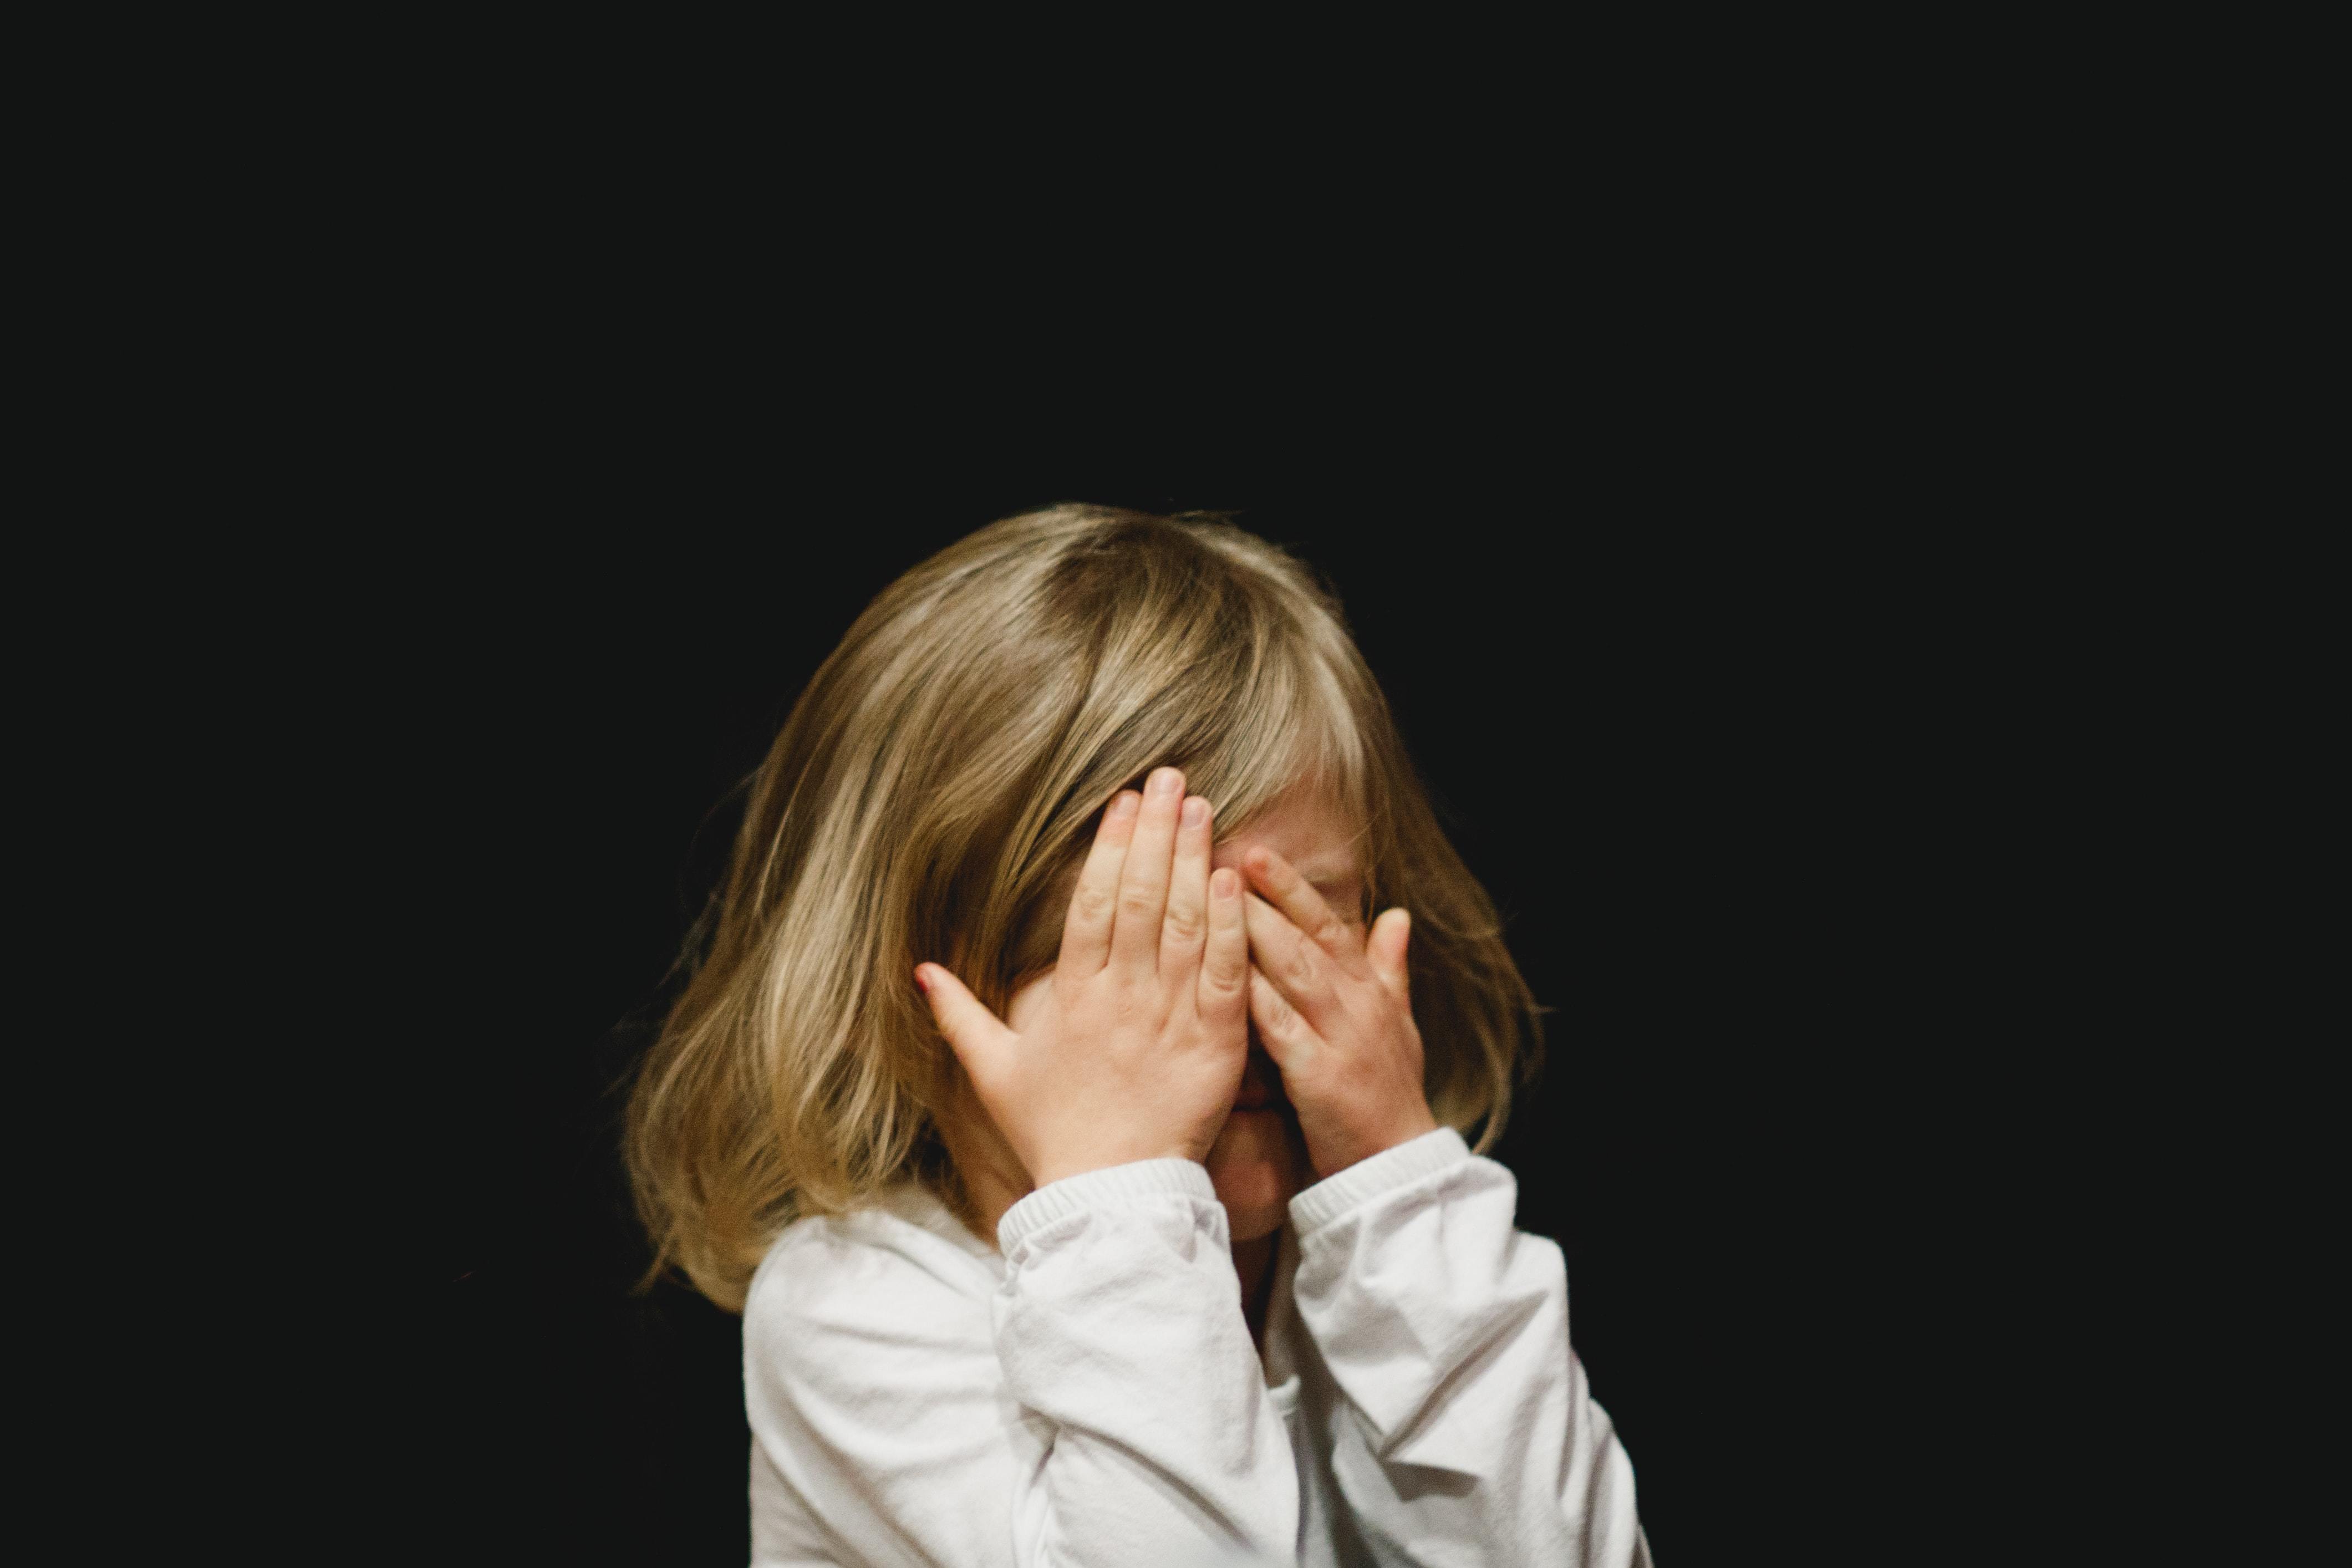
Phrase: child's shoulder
[{"left": 745, "top": 1182, "right": 1002, "bottom": 1341}]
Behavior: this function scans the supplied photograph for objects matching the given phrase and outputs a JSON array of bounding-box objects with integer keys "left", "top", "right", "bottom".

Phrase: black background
[
  {"left": 89, "top": 71, "right": 2291, "bottom": 1564},
  {"left": 368, "top": 394, "right": 2009, "bottom": 1562}
]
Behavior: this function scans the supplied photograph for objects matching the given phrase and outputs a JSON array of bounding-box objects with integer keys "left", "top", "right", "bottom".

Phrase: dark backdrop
[
  {"left": 368, "top": 396, "right": 1987, "bottom": 1562},
  {"left": 94, "top": 69, "right": 2200, "bottom": 1564}
]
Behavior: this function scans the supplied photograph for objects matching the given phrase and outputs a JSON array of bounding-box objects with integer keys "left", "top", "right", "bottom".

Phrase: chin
[{"left": 1204, "top": 1107, "right": 1307, "bottom": 1242}]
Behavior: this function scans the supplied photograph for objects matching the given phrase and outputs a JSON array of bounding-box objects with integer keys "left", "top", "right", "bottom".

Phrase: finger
[
  {"left": 1240, "top": 847, "right": 1365, "bottom": 972},
  {"left": 1159, "top": 795, "right": 1214, "bottom": 976},
  {"left": 1058, "top": 790, "right": 1141, "bottom": 974},
  {"left": 1244, "top": 891, "right": 1341, "bottom": 1028},
  {"left": 1111, "top": 766, "right": 1185, "bottom": 970},
  {"left": 1248, "top": 965, "right": 1321, "bottom": 1074},
  {"left": 915, "top": 964, "right": 1018, "bottom": 1092},
  {"left": 1366, "top": 908, "right": 1412, "bottom": 1000},
  {"left": 1198, "top": 866, "right": 1248, "bottom": 1018}
]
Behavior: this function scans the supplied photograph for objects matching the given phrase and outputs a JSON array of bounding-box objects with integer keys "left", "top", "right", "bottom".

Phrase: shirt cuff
[
  {"left": 1287, "top": 1127, "right": 1472, "bottom": 1237},
  {"left": 996, "top": 1157, "right": 1220, "bottom": 1253}
]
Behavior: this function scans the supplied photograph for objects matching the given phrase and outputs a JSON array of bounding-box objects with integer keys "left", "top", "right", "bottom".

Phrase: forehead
[{"left": 1212, "top": 786, "right": 1363, "bottom": 884}]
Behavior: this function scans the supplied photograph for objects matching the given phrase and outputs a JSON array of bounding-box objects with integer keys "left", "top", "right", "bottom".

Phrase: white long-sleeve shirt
[{"left": 744, "top": 1128, "right": 1649, "bottom": 1566}]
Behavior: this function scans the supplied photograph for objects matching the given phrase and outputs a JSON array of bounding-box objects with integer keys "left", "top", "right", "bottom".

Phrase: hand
[
  {"left": 1241, "top": 847, "right": 1438, "bottom": 1180},
  {"left": 918, "top": 767, "right": 1252, "bottom": 1188}
]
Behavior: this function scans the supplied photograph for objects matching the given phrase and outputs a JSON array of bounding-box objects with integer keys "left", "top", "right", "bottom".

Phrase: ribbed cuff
[
  {"left": 996, "top": 1157, "right": 1219, "bottom": 1253},
  {"left": 1287, "top": 1127, "right": 1471, "bottom": 1236}
]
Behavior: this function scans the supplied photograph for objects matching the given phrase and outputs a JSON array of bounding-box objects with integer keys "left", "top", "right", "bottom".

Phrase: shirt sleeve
[
  {"left": 992, "top": 1157, "right": 1303, "bottom": 1567},
  {"left": 745, "top": 1163, "right": 1299, "bottom": 1568},
  {"left": 1287, "top": 1129, "right": 1649, "bottom": 1567}
]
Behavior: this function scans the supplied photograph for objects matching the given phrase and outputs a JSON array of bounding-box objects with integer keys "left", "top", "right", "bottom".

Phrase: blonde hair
[{"left": 625, "top": 505, "right": 1541, "bottom": 1311}]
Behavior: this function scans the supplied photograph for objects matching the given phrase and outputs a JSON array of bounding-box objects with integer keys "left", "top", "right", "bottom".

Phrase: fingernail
[
  {"left": 1109, "top": 791, "right": 1141, "bottom": 819},
  {"left": 1149, "top": 766, "right": 1184, "bottom": 798},
  {"left": 1212, "top": 868, "right": 1238, "bottom": 897},
  {"left": 1181, "top": 796, "right": 1209, "bottom": 828}
]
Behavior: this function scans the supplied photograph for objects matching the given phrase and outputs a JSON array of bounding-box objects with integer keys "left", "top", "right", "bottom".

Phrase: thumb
[
  {"left": 1366, "top": 908, "right": 1412, "bottom": 999},
  {"left": 915, "top": 964, "right": 1017, "bottom": 1086}
]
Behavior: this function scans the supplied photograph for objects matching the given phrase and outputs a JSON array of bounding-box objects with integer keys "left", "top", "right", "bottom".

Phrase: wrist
[
  {"left": 1313, "top": 1103, "right": 1440, "bottom": 1180},
  {"left": 997, "top": 1155, "right": 1221, "bottom": 1253},
  {"left": 1030, "top": 1144, "right": 1198, "bottom": 1189},
  {"left": 1289, "top": 1124, "right": 1472, "bottom": 1236}
]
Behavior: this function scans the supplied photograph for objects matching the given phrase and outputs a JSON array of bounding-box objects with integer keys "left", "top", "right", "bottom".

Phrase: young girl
[{"left": 627, "top": 506, "right": 1649, "bottom": 1566}]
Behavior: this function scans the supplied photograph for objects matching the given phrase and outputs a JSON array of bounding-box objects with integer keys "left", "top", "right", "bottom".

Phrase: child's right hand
[{"left": 917, "top": 766, "right": 1250, "bottom": 1189}]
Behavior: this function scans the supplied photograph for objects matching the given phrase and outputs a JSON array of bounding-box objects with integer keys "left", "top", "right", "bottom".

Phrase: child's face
[{"left": 1005, "top": 782, "right": 1364, "bottom": 1241}]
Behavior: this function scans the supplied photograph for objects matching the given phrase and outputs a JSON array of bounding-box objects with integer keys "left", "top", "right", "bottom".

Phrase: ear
[{"left": 1366, "top": 908, "right": 1412, "bottom": 1000}]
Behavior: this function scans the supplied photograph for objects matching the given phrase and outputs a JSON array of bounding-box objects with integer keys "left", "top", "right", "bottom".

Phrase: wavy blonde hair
[{"left": 626, "top": 505, "right": 1541, "bottom": 1311}]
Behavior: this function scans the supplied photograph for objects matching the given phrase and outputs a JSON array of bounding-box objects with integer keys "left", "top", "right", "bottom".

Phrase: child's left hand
[{"left": 1240, "top": 847, "right": 1440, "bottom": 1181}]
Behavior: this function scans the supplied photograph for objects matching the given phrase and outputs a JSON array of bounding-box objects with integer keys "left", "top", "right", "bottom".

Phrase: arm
[
  {"left": 992, "top": 1160, "right": 1299, "bottom": 1566},
  {"left": 745, "top": 1172, "right": 1296, "bottom": 1568},
  {"left": 1240, "top": 849, "right": 1648, "bottom": 1566},
  {"left": 1287, "top": 1131, "right": 1647, "bottom": 1567},
  {"left": 918, "top": 768, "right": 1301, "bottom": 1565}
]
